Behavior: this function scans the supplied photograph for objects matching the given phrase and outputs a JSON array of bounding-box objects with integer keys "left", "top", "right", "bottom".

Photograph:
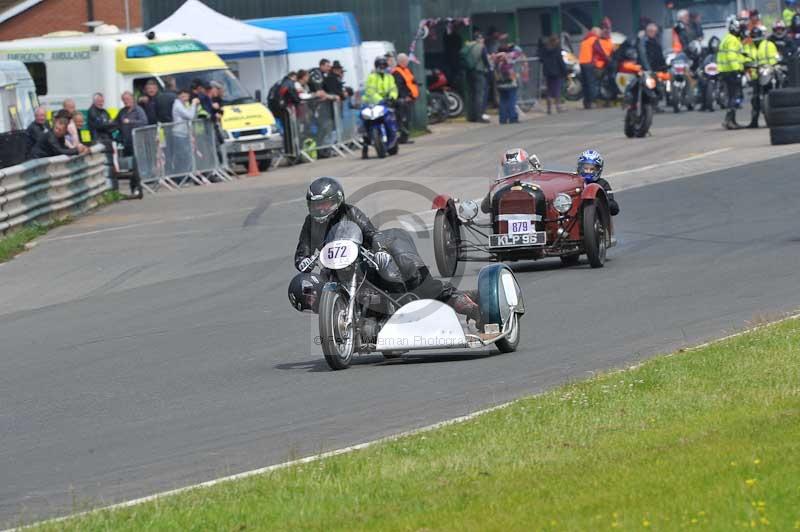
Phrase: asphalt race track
[{"left": 1, "top": 108, "right": 799, "bottom": 526}]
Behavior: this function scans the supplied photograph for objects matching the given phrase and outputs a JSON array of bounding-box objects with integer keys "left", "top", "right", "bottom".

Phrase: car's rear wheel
[
  {"left": 433, "top": 209, "right": 460, "bottom": 277},
  {"left": 582, "top": 201, "right": 608, "bottom": 268}
]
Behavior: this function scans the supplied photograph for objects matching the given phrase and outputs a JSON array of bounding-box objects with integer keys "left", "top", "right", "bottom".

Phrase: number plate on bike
[
  {"left": 320, "top": 240, "right": 358, "bottom": 269},
  {"left": 489, "top": 232, "right": 546, "bottom": 248}
]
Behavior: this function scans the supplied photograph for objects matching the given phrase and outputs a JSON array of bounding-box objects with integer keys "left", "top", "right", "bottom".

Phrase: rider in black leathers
[{"left": 289, "top": 177, "right": 480, "bottom": 322}]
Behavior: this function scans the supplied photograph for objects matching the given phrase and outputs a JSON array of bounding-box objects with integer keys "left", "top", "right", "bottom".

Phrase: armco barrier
[{"left": 0, "top": 144, "right": 109, "bottom": 235}]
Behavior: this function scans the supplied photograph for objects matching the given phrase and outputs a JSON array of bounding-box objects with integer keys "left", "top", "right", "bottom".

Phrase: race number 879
[{"left": 510, "top": 220, "right": 530, "bottom": 234}]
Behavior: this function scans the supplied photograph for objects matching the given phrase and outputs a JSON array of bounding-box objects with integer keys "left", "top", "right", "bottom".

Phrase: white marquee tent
[{"left": 150, "top": 0, "right": 288, "bottom": 99}]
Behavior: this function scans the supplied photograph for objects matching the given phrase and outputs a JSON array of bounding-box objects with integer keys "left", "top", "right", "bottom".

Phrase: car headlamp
[
  {"left": 553, "top": 193, "right": 573, "bottom": 214},
  {"left": 458, "top": 199, "right": 479, "bottom": 221}
]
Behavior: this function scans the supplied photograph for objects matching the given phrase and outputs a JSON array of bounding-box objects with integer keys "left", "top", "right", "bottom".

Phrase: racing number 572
[{"left": 326, "top": 245, "right": 348, "bottom": 260}]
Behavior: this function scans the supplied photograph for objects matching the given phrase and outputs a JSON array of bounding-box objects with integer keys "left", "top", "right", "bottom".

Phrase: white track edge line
[{"left": 9, "top": 308, "right": 800, "bottom": 532}]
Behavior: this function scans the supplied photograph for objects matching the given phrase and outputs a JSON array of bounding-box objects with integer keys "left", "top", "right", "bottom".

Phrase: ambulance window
[
  {"left": 25, "top": 62, "right": 47, "bottom": 95},
  {"left": 133, "top": 77, "right": 159, "bottom": 101}
]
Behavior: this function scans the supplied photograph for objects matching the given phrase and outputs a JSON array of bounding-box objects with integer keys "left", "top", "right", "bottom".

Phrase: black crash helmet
[{"left": 306, "top": 176, "right": 345, "bottom": 222}]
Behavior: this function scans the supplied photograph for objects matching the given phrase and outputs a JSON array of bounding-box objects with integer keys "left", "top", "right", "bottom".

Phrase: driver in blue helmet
[
  {"left": 577, "top": 150, "right": 620, "bottom": 216},
  {"left": 289, "top": 176, "right": 480, "bottom": 323}
]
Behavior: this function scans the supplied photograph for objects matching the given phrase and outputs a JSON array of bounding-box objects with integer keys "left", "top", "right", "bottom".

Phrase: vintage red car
[{"left": 431, "top": 153, "right": 616, "bottom": 276}]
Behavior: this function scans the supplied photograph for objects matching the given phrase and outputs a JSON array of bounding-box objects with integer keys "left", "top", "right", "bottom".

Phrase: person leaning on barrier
[
  {"left": 57, "top": 99, "right": 81, "bottom": 150},
  {"left": 88, "top": 93, "right": 115, "bottom": 144},
  {"left": 31, "top": 117, "right": 89, "bottom": 159},
  {"left": 308, "top": 58, "right": 331, "bottom": 93},
  {"left": 156, "top": 76, "right": 178, "bottom": 123},
  {"left": 139, "top": 78, "right": 160, "bottom": 125},
  {"left": 25, "top": 106, "right": 51, "bottom": 153},
  {"left": 171, "top": 89, "right": 199, "bottom": 175},
  {"left": 114, "top": 91, "right": 147, "bottom": 197},
  {"left": 191, "top": 79, "right": 214, "bottom": 118},
  {"left": 323, "top": 61, "right": 347, "bottom": 100}
]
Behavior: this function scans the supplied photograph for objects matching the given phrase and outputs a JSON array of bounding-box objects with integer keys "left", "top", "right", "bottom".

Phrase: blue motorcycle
[{"left": 360, "top": 100, "right": 399, "bottom": 159}]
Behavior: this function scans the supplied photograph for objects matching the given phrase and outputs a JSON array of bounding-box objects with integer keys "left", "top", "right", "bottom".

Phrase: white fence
[{"left": 0, "top": 144, "right": 109, "bottom": 235}]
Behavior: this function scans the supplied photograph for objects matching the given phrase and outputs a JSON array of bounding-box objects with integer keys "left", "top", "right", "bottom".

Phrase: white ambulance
[{"left": 0, "top": 29, "right": 282, "bottom": 169}]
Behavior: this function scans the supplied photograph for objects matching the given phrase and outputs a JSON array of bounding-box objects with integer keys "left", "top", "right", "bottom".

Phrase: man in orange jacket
[
  {"left": 593, "top": 20, "right": 615, "bottom": 105},
  {"left": 392, "top": 52, "right": 419, "bottom": 144},
  {"left": 579, "top": 27, "right": 600, "bottom": 108}
]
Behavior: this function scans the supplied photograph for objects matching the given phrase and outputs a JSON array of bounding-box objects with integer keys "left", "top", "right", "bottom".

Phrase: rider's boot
[
  {"left": 746, "top": 111, "right": 759, "bottom": 129},
  {"left": 361, "top": 144, "right": 369, "bottom": 159},
  {"left": 448, "top": 291, "right": 481, "bottom": 327}
]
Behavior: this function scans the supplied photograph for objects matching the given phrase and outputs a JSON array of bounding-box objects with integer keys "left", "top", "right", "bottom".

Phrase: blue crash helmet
[{"left": 577, "top": 149, "right": 604, "bottom": 183}]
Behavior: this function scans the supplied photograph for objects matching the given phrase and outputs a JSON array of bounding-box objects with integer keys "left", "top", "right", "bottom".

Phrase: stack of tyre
[
  {"left": 766, "top": 88, "right": 800, "bottom": 145},
  {"left": 767, "top": 57, "right": 800, "bottom": 145}
]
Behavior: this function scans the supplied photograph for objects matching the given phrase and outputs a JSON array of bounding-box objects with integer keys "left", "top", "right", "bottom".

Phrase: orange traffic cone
[{"left": 247, "top": 149, "right": 259, "bottom": 177}]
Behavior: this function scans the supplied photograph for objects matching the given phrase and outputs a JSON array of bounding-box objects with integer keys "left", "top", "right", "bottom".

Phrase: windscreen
[
  {"left": 325, "top": 221, "right": 363, "bottom": 245},
  {"left": 169, "top": 69, "right": 253, "bottom": 105},
  {"left": 497, "top": 160, "right": 535, "bottom": 180}
]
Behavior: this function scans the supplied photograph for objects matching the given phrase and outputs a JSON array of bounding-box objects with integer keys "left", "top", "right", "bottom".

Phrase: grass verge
[
  {"left": 31, "top": 317, "right": 800, "bottom": 531},
  {"left": 0, "top": 190, "right": 123, "bottom": 264}
]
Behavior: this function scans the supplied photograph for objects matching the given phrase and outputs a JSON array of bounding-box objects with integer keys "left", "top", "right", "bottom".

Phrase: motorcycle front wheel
[
  {"left": 625, "top": 104, "right": 652, "bottom": 138},
  {"left": 319, "top": 288, "right": 356, "bottom": 370},
  {"left": 704, "top": 81, "right": 715, "bottom": 111},
  {"left": 370, "top": 127, "right": 386, "bottom": 158},
  {"left": 444, "top": 91, "right": 464, "bottom": 117}
]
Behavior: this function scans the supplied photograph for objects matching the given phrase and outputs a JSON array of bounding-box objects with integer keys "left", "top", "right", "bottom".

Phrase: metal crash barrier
[
  {"left": 513, "top": 58, "right": 544, "bottom": 112},
  {"left": 282, "top": 98, "right": 363, "bottom": 163},
  {"left": 0, "top": 144, "right": 109, "bottom": 235},
  {"left": 132, "top": 119, "right": 235, "bottom": 193}
]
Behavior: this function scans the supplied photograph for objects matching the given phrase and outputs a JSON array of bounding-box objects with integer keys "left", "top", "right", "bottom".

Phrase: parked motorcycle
[
  {"left": 426, "top": 90, "right": 449, "bottom": 124},
  {"left": 666, "top": 52, "right": 693, "bottom": 112},
  {"left": 360, "top": 101, "right": 398, "bottom": 159},
  {"left": 624, "top": 70, "right": 658, "bottom": 138},
  {"left": 695, "top": 55, "right": 724, "bottom": 111},
  {"left": 562, "top": 49, "right": 583, "bottom": 101},
  {"left": 759, "top": 60, "right": 787, "bottom": 92},
  {"left": 427, "top": 68, "right": 464, "bottom": 118}
]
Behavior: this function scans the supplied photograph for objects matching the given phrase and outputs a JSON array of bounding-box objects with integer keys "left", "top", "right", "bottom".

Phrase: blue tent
[{"left": 246, "top": 12, "right": 361, "bottom": 53}]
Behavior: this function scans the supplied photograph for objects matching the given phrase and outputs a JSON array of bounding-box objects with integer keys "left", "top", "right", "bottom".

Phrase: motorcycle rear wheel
[{"left": 319, "top": 289, "right": 356, "bottom": 370}]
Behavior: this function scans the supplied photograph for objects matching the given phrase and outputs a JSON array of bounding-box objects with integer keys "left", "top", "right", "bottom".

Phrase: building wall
[{"left": 0, "top": 0, "right": 141, "bottom": 41}]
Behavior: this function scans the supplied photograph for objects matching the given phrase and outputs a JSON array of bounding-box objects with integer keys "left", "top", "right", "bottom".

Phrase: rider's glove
[
  {"left": 298, "top": 256, "right": 315, "bottom": 272},
  {"left": 374, "top": 250, "right": 393, "bottom": 270}
]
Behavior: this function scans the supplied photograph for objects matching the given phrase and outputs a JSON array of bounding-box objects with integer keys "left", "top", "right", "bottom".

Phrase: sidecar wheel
[
  {"left": 319, "top": 289, "right": 355, "bottom": 370},
  {"left": 496, "top": 312, "right": 520, "bottom": 353},
  {"left": 433, "top": 209, "right": 460, "bottom": 277}
]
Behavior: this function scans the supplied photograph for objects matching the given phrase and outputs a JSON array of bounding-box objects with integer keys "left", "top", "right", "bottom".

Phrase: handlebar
[{"left": 301, "top": 250, "right": 320, "bottom": 272}]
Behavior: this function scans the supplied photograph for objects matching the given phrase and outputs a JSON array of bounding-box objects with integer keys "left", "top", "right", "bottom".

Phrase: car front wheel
[{"left": 582, "top": 201, "right": 608, "bottom": 268}]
